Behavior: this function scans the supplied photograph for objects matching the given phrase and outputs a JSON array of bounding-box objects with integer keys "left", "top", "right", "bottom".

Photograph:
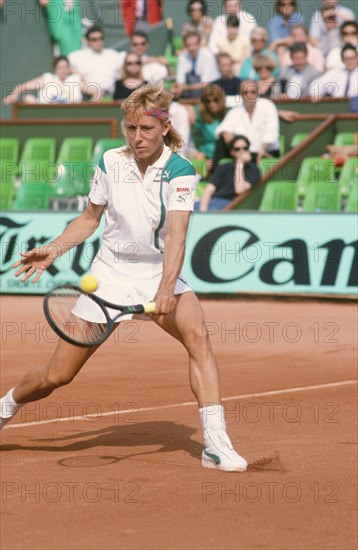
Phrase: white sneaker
[{"left": 201, "top": 430, "right": 248, "bottom": 472}]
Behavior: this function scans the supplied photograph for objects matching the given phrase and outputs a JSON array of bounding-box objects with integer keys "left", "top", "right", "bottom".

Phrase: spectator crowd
[{"left": 2, "top": 0, "right": 357, "bottom": 209}]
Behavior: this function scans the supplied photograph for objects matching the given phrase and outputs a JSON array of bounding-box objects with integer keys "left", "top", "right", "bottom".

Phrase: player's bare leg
[
  {"left": 0, "top": 339, "right": 99, "bottom": 429},
  {"left": 153, "top": 292, "right": 248, "bottom": 472}
]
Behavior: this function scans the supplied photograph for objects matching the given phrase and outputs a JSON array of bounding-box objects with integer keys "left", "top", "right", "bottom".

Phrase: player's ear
[{"left": 162, "top": 120, "right": 171, "bottom": 137}]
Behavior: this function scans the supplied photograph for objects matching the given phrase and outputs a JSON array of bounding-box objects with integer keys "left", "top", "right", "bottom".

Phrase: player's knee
[
  {"left": 43, "top": 367, "right": 76, "bottom": 390},
  {"left": 182, "top": 323, "right": 210, "bottom": 353}
]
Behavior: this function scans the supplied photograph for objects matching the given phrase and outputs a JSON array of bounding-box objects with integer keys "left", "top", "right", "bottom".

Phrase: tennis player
[{"left": 0, "top": 83, "right": 247, "bottom": 472}]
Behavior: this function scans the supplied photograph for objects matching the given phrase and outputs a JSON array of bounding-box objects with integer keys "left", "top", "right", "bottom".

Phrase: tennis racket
[{"left": 44, "top": 284, "right": 156, "bottom": 347}]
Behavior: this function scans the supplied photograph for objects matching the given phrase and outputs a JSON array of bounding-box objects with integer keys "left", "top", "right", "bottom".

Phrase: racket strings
[{"left": 47, "top": 287, "right": 109, "bottom": 345}]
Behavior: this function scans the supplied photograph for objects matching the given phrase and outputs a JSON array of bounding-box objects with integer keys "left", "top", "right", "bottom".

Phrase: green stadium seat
[
  {"left": 334, "top": 132, "right": 357, "bottom": 146},
  {"left": 302, "top": 181, "right": 340, "bottom": 212},
  {"left": 195, "top": 180, "right": 208, "bottom": 199},
  {"left": 259, "top": 181, "right": 297, "bottom": 211},
  {"left": 296, "top": 157, "right": 336, "bottom": 198},
  {"left": 258, "top": 158, "right": 280, "bottom": 180},
  {"left": 0, "top": 160, "right": 17, "bottom": 185},
  {"left": 0, "top": 138, "right": 19, "bottom": 164},
  {"left": 0, "top": 181, "right": 15, "bottom": 210},
  {"left": 20, "top": 137, "right": 56, "bottom": 164},
  {"left": 19, "top": 160, "right": 57, "bottom": 184},
  {"left": 50, "top": 162, "right": 95, "bottom": 198},
  {"left": 290, "top": 133, "right": 309, "bottom": 148},
  {"left": 13, "top": 182, "right": 50, "bottom": 210},
  {"left": 188, "top": 157, "right": 208, "bottom": 178},
  {"left": 345, "top": 185, "right": 357, "bottom": 212},
  {"left": 57, "top": 138, "right": 93, "bottom": 163},
  {"left": 338, "top": 156, "right": 358, "bottom": 197},
  {"left": 92, "top": 138, "right": 126, "bottom": 165}
]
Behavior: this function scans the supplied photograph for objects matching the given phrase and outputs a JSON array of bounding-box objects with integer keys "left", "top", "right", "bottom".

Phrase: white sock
[
  {"left": 0, "top": 388, "right": 21, "bottom": 419},
  {"left": 199, "top": 404, "right": 226, "bottom": 432}
]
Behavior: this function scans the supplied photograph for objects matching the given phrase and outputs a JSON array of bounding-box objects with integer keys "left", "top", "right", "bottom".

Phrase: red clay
[{"left": 1, "top": 296, "right": 357, "bottom": 550}]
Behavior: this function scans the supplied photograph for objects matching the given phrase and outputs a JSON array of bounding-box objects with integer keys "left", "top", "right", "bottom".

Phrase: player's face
[{"left": 124, "top": 115, "right": 170, "bottom": 164}]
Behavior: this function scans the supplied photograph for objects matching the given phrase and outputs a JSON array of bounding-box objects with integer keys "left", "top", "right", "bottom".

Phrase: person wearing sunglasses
[
  {"left": 68, "top": 26, "right": 126, "bottom": 97},
  {"left": 239, "top": 28, "right": 279, "bottom": 81},
  {"left": 268, "top": 0, "right": 305, "bottom": 44},
  {"left": 182, "top": 0, "right": 213, "bottom": 46},
  {"left": 130, "top": 30, "right": 170, "bottom": 82},
  {"left": 252, "top": 54, "right": 281, "bottom": 100},
  {"left": 326, "top": 21, "right": 358, "bottom": 69},
  {"left": 113, "top": 54, "right": 147, "bottom": 100},
  {"left": 197, "top": 135, "right": 260, "bottom": 211}
]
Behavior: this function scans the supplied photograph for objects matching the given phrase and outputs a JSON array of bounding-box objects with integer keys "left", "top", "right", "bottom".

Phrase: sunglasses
[
  {"left": 89, "top": 36, "right": 104, "bottom": 42},
  {"left": 189, "top": 7, "right": 203, "bottom": 11},
  {"left": 342, "top": 30, "right": 358, "bottom": 35},
  {"left": 256, "top": 66, "right": 273, "bottom": 70},
  {"left": 132, "top": 41, "right": 147, "bottom": 46},
  {"left": 233, "top": 146, "right": 249, "bottom": 151},
  {"left": 252, "top": 37, "right": 266, "bottom": 42},
  {"left": 126, "top": 61, "right": 141, "bottom": 65}
]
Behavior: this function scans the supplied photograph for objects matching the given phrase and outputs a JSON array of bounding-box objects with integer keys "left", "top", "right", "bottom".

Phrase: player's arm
[
  {"left": 155, "top": 210, "right": 191, "bottom": 314},
  {"left": 13, "top": 201, "right": 105, "bottom": 283}
]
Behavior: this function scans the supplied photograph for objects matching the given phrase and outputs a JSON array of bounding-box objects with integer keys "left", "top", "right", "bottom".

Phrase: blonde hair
[
  {"left": 120, "top": 53, "right": 144, "bottom": 80},
  {"left": 199, "top": 84, "right": 226, "bottom": 123},
  {"left": 252, "top": 53, "right": 276, "bottom": 71},
  {"left": 121, "top": 83, "right": 184, "bottom": 152}
]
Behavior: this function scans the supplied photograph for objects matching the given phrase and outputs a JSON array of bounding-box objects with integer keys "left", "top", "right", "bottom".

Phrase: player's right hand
[{"left": 12, "top": 244, "right": 60, "bottom": 283}]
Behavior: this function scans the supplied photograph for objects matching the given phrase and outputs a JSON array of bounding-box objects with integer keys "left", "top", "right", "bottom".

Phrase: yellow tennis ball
[{"left": 80, "top": 275, "right": 99, "bottom": 293}]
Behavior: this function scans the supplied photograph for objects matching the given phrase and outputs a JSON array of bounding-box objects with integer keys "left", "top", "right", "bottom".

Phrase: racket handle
[{"left": 143, "top": 302, "right": 156, "bottom": 314}]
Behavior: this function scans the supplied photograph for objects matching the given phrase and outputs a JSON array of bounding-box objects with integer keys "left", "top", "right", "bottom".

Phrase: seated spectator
[
  {"left": 240, "top": 28, "right": 280, "bottom": 81},
  {"left": 253, "top": 55, "right": 282, "bottom": 99},
  {"left": 213, "top": 80, "right": 280, "bottom": 168},
  {"left": 216, "top": 14, "right": 250, "bottom": 75},
  {"left": 326, "top": 21, "right": 358, "bottom": 69},
  {"left": 113, "top": 53, "right": 147, "bottom": 100},
  {"left": 197, "top": 135, "right": 261, "bottom": 211},
  {"left": 3, "top": 56, "right": 85, "bottom": 104},
  {"left": 129, "top": 30, "right": 170, "bottom": 81},
  {"left": 211, "top": 52, "right": 242, "bottom": 100},
  {"left": 172, "top": 30, "right": 220, "bottom": 99},
  {"left": 309, "top": 0, "right": 356, "bottom": 47},
  {"left": 318, "top": 4, "right": 342, "bottom": 56},
  {"left": 68, "top": 26, "right": 126, "bottom": 98},
  {"left": 182, "top": 0, "right": 213, "bottom": 46},
  {"left": 279, "top": 24, "right": 325, "bottom": 72},
  {"left": 280, "top": 42, "right": 322, "bottom": 98},
  {"left": 310, "top": 44, "right": 358, "bottom": 100},
  {"left": 186, "top": 84, "right": 227, "bottom": 171},
  {"left": 208, "top": 0, "right": 257, "bottom": 54},
  {"left": 268, "top": 0, "right": 305, "bottom": 43}
]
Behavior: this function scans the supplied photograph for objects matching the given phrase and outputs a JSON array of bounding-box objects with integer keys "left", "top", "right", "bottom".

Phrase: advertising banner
[{"left": 0, "top": 212, "right": 357, "bottom": 295}]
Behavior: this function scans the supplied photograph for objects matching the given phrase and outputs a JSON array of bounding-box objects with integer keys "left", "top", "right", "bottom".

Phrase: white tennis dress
[{"left": 74, "top": 144, "right": 197, "bottom": 322}]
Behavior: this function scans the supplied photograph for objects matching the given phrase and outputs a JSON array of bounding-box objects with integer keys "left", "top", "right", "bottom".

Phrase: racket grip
[{"left": 143, "top": 302, "right": 156, "bottom": 314}]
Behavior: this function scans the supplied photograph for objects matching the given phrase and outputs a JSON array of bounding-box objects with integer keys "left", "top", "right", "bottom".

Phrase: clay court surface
[{"left": 0, "top": 295, "right": 357, "bottom": 550}]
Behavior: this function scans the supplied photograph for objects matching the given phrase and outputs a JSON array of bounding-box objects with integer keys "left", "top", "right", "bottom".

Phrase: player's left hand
[{"left": 152, "top": 288, "right": 177, "bottom": 315}]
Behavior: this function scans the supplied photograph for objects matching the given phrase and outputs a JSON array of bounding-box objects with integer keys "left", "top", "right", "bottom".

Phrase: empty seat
[
  {"left": 334, "top": 132, "right": 357, "bottom": 146},
  {"left": 50, "top": 162, "right": 95, "bottom": 198},
  {"left": 0, "top": 181, "right": 15, "bottom": 210},
  {"left": 259, "top": 181, "right": 297, "bottom": 211},
  {"left": 19, "top": 160, "right": 57, "bottom": 184},
  {"left": 13, "top": 182, "right": 50, "bottom": 210},
  {"left": 0, "top": 138, "right": 19, "bottom": 163},
  {"left": 20, "top": 137, "right": 56, "bottom": 164},
  {"left": 92, "top": 138, "right": 126, "bottom": 165},
  {"left": 290, "top": 133, "right": 309, "bottom": 148},
  {"left": 302, "top": 181, "right": 340, "bottom": 212},
  {"left": 345, "top": 185, "right": 357, "bottom": 212},
  {"left": 296, "top": 157, "right": 336, "bottom": 197},
  {"left": 338, "top": 156, "right": 358, "bottom": 197},
  {"left": 57, "top": 138, "right": 93, "bottom": 163}
]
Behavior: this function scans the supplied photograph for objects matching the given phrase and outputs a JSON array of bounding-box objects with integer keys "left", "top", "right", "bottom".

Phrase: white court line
[{"left": 5, "top": 379, "right": 357, "bottom": 430}]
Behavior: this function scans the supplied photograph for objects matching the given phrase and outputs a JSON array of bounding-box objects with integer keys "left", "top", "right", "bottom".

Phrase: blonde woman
[{"left": 1, "top": 83, "right": 247, "bottom": 473}]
